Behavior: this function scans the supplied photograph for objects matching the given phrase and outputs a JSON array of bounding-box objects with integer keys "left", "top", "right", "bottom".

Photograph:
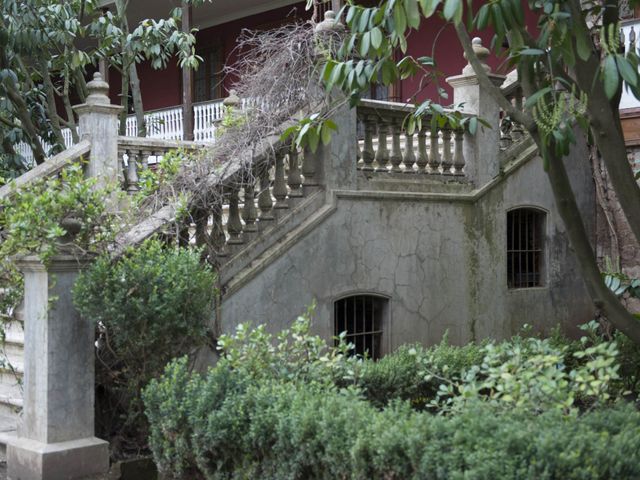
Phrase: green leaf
[
  {"left": 603, "top": 55, "right": 620, "bottom": 100},
  {"left": 320, "top": 123, "right": 333, "bottom": 145},
  {"left": 443, "top": 0, "right": 461, "bottom": 23},
  {"left": 370, "top": 27, "right": 383, "bottom": 49},
  {"left": 524, "top": 87, "right": 552, "bottom": 108},
  {"left": 418, "top": 0, "right": 440, "bottom": 17},
  {"left": 404, "top": 0, "right": 421, "bottom": 29},
  {"left": 616, "top": 55, "right": 638, "bottom": 87},
  {"left": 394, "top": 3, "right": 407, "bottom": 35},
  {"left": 519, "top": 48, "right": 545, "bottom": 56},
  {"left": 575, "top": 32, "right": 592, "bottom": 61},
  {"left": 360, "top": 31, "right": 371, "bottom": 57},
  {"left": 476, "top": 4, "right": 490, "bottom": 29}
]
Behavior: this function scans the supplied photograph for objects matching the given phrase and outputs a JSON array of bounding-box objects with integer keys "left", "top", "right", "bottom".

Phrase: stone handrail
[
  {"left": 356, "top": 99, "right": 470, "bottom": 176},
  {"left": 0, "top": 139, "right": 91, "bottom": 200},
  {"left": 499, "top": 79, "right": 526, "bottom": 150},
  {"left": 116, "top": 120, "right": 324, "bottom": 263}
]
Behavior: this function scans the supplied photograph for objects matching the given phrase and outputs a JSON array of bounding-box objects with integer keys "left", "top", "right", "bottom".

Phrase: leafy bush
[
  {"left": 73, "top": 239, "right": 216, "bottom": 454},
  {"left": 0, "top": 163, "right": 118, "bottom": 316},
  {"left": 144, "top": 317, "right": 640, "bottom": 478},
  {"left": 145, "top": 357, "right": 640, "bottom": 480}
]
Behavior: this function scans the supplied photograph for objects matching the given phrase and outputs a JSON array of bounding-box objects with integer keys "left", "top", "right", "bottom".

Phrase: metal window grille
[
  {"left": 334, "top": 295, "right": 384, "bottom": 360},
  {"left": 507, "top": 208, "right": 545, "bottom": 288}
]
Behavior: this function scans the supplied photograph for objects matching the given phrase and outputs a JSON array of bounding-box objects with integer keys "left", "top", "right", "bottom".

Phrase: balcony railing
[
  {"left": 15, "top": 97, "right": 229, "bottom": 166},
  {"left": 621, "top": 19, "right": 640, "bottom": 110}
]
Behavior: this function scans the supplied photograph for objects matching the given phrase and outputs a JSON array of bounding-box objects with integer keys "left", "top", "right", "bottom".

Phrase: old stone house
[{"left": 2, "top": 1, "right": 640, "bottom": 477}]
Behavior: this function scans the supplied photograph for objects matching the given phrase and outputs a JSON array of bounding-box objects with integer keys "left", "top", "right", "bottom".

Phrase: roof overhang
[{"left": 98, "top": 0, "right": 301, "bottom": 30}]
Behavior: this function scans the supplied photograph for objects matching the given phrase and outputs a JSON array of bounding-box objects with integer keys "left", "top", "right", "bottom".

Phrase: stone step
[
  {"left": 0, "top": 414, "right": 18, "bottom": 462},
  {"left": 2, "top": 319, "right": 24, "bottom": 347},
  {"left": 0, "top": 382, "right": 22, "bottom": 419},
  {"left": 0, "top": 343, "right": 24, "bottom": 373}
]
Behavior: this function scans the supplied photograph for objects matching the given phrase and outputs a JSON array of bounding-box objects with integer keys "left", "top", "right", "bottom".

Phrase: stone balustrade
[
  {"left": 356, "top": 99, "right": 468, "bottom": 176},
  {"left": 116, "top": 137, "right": 205, "bottom": 194},
  {"left": 177, "top": 144, "right": 322, "bottom": 262},
  {"left": 499, "top": 81, "right": 526, "bottom": 151}
]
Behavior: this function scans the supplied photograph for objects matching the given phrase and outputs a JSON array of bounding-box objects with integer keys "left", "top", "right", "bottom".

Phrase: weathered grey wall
[{"left": 219, "top": 139, "right": 596, "bottom": 349}]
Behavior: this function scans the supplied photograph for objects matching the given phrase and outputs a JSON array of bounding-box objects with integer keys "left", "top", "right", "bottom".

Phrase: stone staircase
[{"left": 0, "top": 305, "right": 24, "bottom": 458}]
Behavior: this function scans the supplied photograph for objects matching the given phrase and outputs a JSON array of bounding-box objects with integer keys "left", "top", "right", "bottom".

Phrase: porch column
[
  {"left": 182, "top": 1, "right": 194, "bottom": 141},
  {"left": 7, "top": 244, "right": 108, "bottom": 479},
  {"left": 446, "top": 37, "right": 505, "bottom": 187}
]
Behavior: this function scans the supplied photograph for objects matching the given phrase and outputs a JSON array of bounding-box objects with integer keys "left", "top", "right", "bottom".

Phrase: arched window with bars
[{"left": 334, "top": 294, "right": 388, "bottom": 360}]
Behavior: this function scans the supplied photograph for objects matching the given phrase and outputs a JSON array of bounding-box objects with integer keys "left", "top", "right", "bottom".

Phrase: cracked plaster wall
[
  {"left": 219, "top": 102, "right": 595, "bottom": 349},
  {"left": 220, "top": 142, "right": 595, "bottom": 348}
]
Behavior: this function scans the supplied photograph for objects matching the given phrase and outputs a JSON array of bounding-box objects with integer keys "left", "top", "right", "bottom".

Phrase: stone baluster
[
  {"left": 389, "top": 118, "right": 403, "bottom": 173},
  {"left": 453, "top": 128, "right": 466, "bottom": 175},
  {"left": 416, "top": 125, "right": 428, "bottom": 173},
  {"left": 302, "top": 145, "right": 322, "bottom": 196},
  {"left": 258, "top": 162, "right": 275, "bottom": 227},
  {"left": 117, "top": 146, "right": 127, "bottom": 188},
  {"left": 511, "top": 88, "right": 524, "bottom": 142},
  {"left": 361, "top": 115, "right": 375, "bottom": 171},
  {"left": 403, "top": 130, "right": 416, "bottom": 173},
  {"left": 500, "top": 115, "right": 513, "bottom": 150},
  {"left": 126, "top": 149, "right": 140, "bottom": 194},
  {"left": 141, "top": 149, "right": 151, "bottom": 171},
  {"left": 194, "top": 208, "right": 209, "bottom": 248},
  {"left": 441, "top": 127, "right": 453, "bottom": 174},
  {"left": 428, "top": 128, "right": 441, "bottom": 173},
  {"left": 226, "top": 187, "right": 244, "bottom": 248},
  {"left": 287, "top": 148, "right": 303, "bottom": 199},
  {"left": 375, "top": 120, "right": 389, "bottom": 171},
  {"left": 272, "top": 149, "right": 289, "bottom": 214},
  {"left": 630, "top": 26, "right": 636, "bottom": 53},
  {"left": 211, "top": 204, "right": 228, "bottom": 258},
  {"left": 242, "top": 181, "right": 258, "bottom": 240},
  {"left": 302, "top": 145, "right": 318, "bottom": 188}
]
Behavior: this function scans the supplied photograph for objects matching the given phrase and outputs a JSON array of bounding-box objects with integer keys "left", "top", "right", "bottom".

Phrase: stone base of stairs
[{"left": 0, "top": 414, "right": 18, "bottom": 462}]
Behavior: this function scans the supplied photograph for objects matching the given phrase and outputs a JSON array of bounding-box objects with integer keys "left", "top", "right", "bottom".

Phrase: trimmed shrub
[
  {"left": 73, "top": 239, "right": 216, "bottom": 454},
  {"left": 145, "top": 358, "right": 640, "bottom": 480},
  {"left": 144, "top": 320, "right": 640, "bottom": 479}
]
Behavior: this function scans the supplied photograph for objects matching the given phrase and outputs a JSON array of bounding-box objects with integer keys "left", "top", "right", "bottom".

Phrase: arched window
[
  {"left": 334, "top": 295, "right": 387, "bottom": 360},
  {"left": 507, "top": 208, "right": 546, "bottom": 288}
]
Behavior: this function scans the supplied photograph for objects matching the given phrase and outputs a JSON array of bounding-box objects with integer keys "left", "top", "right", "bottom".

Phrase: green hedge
[{"left": 144, "top": 358, "right": 640, "bottom": 480}]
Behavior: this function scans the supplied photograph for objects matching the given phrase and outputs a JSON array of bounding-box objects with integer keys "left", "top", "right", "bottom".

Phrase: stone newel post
[
  {"left": 6, "top": 74, "right": 121, "bottom": 479},
  {"left": 7, "top": 241, "right": 109, "bottom": 479},
  {"left": 73, "top": 72, "right": 123, "bottom": 189},
  {"left": 446, "top": 38, "right": 506, "bottom": 187}
]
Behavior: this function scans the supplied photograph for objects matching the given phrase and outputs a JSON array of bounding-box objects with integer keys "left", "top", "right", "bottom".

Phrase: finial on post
[
  {"left": 462, "top": 37, "right": 491, "bottom": 75},
  {"left": 315, "top": 10, "right": 343, "bottom": 33},
  {"left": 223, "top": 89, "right": 241, "bottom": 108},
  {"left": 85, "top": 72, "right": 111, "bottom": 106}
]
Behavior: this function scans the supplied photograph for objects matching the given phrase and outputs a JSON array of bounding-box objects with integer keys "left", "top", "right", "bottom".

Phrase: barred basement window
[
  {"left": 334, "top": 295, "right": 386, "bottom": 360},
  {"left": 507, "top": 208, "right": 545, "bottom": 288}
]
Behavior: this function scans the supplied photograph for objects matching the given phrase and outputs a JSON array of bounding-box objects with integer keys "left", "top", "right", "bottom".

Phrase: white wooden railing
[
  {"left": 621, "top": 18, "right": 640, "bottom": 110},
  {"left": 15, "top": 98, "right": 228, "bottom": 165}
]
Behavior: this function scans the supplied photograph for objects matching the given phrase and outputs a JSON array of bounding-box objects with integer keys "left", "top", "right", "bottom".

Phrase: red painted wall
[{"left": 109, "top": 1, "right": 539, "bottom": 111}]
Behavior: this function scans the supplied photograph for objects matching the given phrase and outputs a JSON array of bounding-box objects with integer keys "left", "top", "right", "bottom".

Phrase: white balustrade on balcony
[
  {"left": 14, "top": 98, "right": 227, "bottom": 165},
  {"left": 621, "top": 19, "right": 640, "bottom": 110}
]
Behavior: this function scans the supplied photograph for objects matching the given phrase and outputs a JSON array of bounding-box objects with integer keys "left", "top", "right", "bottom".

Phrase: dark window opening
[
  {"left": 334, "top": 295, "right": 385, "bottom": 360},
  {"left": 507, "top": 208, "right": 545, "bottom": 288},
  {"left": 194, "top": 46, "right": 223, "bottom": 103}
]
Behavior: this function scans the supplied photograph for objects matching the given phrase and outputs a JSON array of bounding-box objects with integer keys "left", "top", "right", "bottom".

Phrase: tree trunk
[
  {"left": 62, "top": 74, "right": 79, "bottom": 143},
  {"left": 128, "top": 62, "right": 146, "bottom": 137},
  {"left": 40, "top": 60, "right": 66, "bottom": 152},
  {"left": 543, "top": 139, "right": 640, "bottom": 344},
  {"left": 119, "top": 67, "right": 130, "bottom": 136}
]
